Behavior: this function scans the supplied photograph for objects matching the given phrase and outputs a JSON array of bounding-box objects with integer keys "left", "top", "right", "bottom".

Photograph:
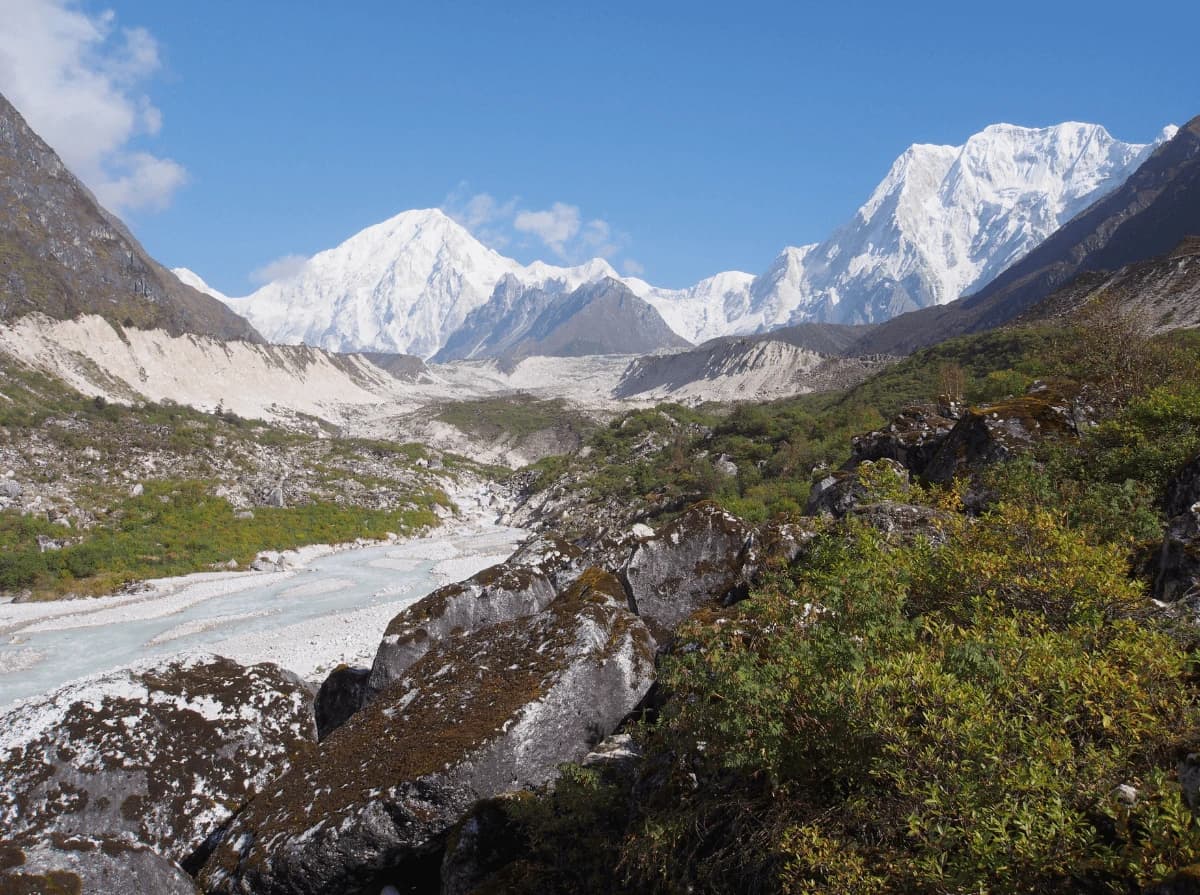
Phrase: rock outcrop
[
  {"left": 922, "top": 390, "right": 1082, "bottom": 485},
  {"left": 848, "top": 404, "right": 960, "bottom": 476},
  {"left": 0, "top": 655, "right": 315, "bottom": 868},
  {"left": 199, "top": 570, "right": 656, "bottom": 895},
  {"left": 622, "top": 502, "right": 753, "bottom": 639},
  {"left": 0, "top": 835, "right": 198, "bottom": 895}
]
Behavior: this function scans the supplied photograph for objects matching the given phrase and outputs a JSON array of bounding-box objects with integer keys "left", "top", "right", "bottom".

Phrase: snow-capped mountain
[
  {"left": 634, "top": 121, "right": 1175, "bottom": 340},
  {"left": 172, "top": 267, "right": 232, "bottom": 304},
  {"left": 195, "top": 120, "right": 1173, "bottom": 358},
  {"left": 221, "top": 209, "right": 620, "bottom": 358}
]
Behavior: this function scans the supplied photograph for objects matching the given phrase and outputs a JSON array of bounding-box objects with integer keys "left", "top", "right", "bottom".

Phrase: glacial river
[{"left": 0, "top": 521, "right": 525, "bottom": 712}]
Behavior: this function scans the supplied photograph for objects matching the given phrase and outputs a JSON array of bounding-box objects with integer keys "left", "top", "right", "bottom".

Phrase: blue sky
[{"left": 2, "top": 1, "right": 1197, "bottom": 293}]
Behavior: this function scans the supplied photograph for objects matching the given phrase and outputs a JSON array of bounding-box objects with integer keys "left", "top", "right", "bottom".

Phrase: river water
[{"left": 0, "top": 521, "right": 525, "bottom": 712}]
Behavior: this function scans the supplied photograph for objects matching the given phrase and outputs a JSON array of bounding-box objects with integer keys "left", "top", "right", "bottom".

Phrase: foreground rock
[
  {"left": 314, "top": 665, "right": 371, "bottom": 740},
  {"left": 0, "top": 655, "right": 315, "bottom": 868},
  {"left": 1155, "top": 453, "right": 1200, "bottom": 603},
  {"left": 622, "top": 502, "right": 752, "bottom": 638},
  {"left": 200, "top": 569, "right": 656, "bottom": 895},
  {"left": 365, "top": 561, "right": 559, "bottom": 702},
  {"left": 0, "top": 835, "right": 197, "bottom": 894}
]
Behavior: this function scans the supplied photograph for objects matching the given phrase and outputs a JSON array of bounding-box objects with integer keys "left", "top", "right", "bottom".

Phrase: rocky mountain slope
[
  {"left": 436, "top": 277, "right": 689, "bottom": 362},
  {"left": 0, "top": 92, "right": 261, "bottom": 343},
  {"left": 1021, "top": 237, "right": 1200, "bottom": 333},
  {"left": 852, "top": 116, "right": 1200, "bottom": 354},
  {"left": 615, "top": 337, "right": 897, "bottom": 403}
]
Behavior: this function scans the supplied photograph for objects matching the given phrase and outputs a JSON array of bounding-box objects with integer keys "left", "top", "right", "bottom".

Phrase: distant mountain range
[
  {"left": 186, "top": 120, "right": 1171, "bottom": 359},
  {"left": 851, "top": 116, "right": 1200, "bottom": 354}
]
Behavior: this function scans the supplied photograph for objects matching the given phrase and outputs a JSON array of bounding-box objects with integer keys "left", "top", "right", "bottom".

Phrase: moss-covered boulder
[
  {"left": 0, "top": 835, "right": 197, "bottom": 895},
  {"left": 1155, "top": 452, "right": 1200, "bottom": 602},
  {"left": 0, "top": 655, "right": 315, "bottom": 868},
  {"left": 923, "top": 389, "right": 1081, "bottom": 485},
  {"left": 366, "top": 561, "right": 559, "bottom": 702},
  {"left": 621, "top": 502, "right": 754, "bottom": 640},
  {"left": 199, "top": 569, "right": 656, "bottom": 895},
  {"left": 847, "top": 403, "right": 959, "bottom": 476}
]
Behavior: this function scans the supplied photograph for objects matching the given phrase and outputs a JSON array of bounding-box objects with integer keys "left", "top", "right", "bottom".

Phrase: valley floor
[{"left": 0, "top": 482, "right": 524, "bottom": 711}]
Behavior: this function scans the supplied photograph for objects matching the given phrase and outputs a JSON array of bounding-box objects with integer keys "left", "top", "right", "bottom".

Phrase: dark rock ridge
[
  {"left": 852, "top": 116, "right": 1200, "bottom": 355},
  {"left": 0, "top": 655, "right": 315, "bottom": 867},
  {"left": 1019, "top": 237, "right": 1200, "bottom": 334},
  {"left": 199, "top": 569, "right": 656, "bottom": 895},
  {"left": 0, "top": 91, "right": 262, "bottom": 342},
  {"left": 314, "top": 665, "right": 371, "bottom": 741},
  {"left": 354, "top": 351, "right": 436, "bottom": 383},
  {"left": 434, "top": 277, "right": 690, "bottom": 363}
]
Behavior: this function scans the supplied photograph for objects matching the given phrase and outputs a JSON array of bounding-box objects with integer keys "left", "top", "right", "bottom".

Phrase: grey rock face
[
  {"left": 0, "top": 655, "right": 315, "bottom": 866},
  {"left": 366, "top": 562, "right": 559, "bottom": 701},
  {"left": 0, "top": 479, "right": 21, "bottom": 499},
  {"left": 622, "top": 502, "right": 752, "bottom": 639},
  {"left": 1155, "top": 453, "right": 1200, "bottom": 603},
  {"left": 199, "top": 569, "right": 656, "bottom": 895},
  {"left": 0, "top": 835, "right": 198, "bottom": 895},
  {"left": 440, "top": 797, "right": 526, "bottom": 895}
]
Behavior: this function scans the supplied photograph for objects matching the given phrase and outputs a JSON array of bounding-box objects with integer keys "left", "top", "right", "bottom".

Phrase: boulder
[
  {"left": 0, "top": 655, "right": 315, "bottom": 868},
  {"left": 314, "top": 665, "right": 371, "bottom": 740},
  {"left": 366, "top": 562, "right": 559, "bottom": 701},
  {"left": 1155, "top": 454, "right": 1200, "bottom": 603},
  {"left": 199, "top": 569, "right": 656, "bottom": 895},
  {"left": 622, "top": 502, "right": 752, "bottom": 639},
  {"left": 0, "top": 835, "right": 197, "bottom": 895},
  {"left": 848, "top": 404, "right": 959, "bottom": 476},
  {"left": 923, "top": 392, "right": 1081, "bottom": 485},
  {"left": 503, "top": 533, "right": 586, "bottom": 590},
  {"left": 0, "top": 479, "right": 22, "bottom": 500}
]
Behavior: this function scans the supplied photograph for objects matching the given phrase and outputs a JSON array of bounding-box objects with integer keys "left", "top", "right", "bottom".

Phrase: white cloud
[
  {"left": 249, "top": 253, "right": 309, "bottom": 286},
  {"left": 442, "top": 184, "right": 518, "bottom": 248},
  {"left": 622, "top": 258, "right": 646, "bottom": 276},
  {"left": 443, "top": 185, "right": 633, "bottom": 265},
  {"left": 0, "top": 0, "right": 186, "bottom": 214},
  {"left": 513, "top": 202, "right": 581, "bottom": 257}
]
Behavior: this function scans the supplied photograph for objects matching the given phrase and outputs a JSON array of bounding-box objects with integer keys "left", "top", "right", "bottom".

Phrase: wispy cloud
[
  {"left": 0, "top": 0, "right": 187, "bottom": 214},
  {"left": 443, "top": 183, "right": 633, "bottom": 266},
  {"left": 513, "top": 202, "right": 581, "bottom": 257},
  {"left": 621, "top": 258, "right": 646, "bottom": 276},
  {"left": 249, "top": 253, "right": 309, "bottom": 286}
]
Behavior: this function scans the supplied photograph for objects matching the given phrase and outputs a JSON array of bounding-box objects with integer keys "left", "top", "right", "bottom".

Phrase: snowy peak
[
  {"left": 172, "top": 267, "right": 230, "bottom": 303},
  {"left": 225, "top": 208, "right": 619, "bottom": 358}
]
